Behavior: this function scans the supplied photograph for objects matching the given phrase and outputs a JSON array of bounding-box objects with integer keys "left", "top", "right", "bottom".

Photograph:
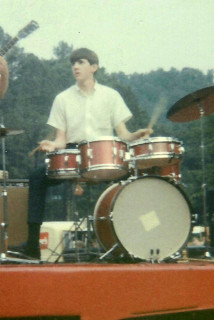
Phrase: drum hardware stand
[
  {"left": 47, "top": 181, "right": 95, "bottom": 263},
  {"left": 129, "top": 158, "right": 139, "bottom": 179},
  {"left": 0, "top": 131, "right": 9, "bottom": 262},
  {"left": 99, "top": 245, "right": 137, "bottom": 263},
  {"left": 198, "top": 101, "right": 212, "bottom": 258},
  {"left": 51, "top": 217, "right": 86, "bottom": 263},
  {"left": 170, "top": 251, "right": 182, "bottom": 261},
  {"left": 166, "top": 87, "right": 214, "bottom": 260},
  {"left": 64, "top": 180, "right": 83, "bottom": 262},
  {"left": 133, "top": 162, "right": 139, "bottom": 178},
  {"left": 86, "top": 215, "right": 95, "bottom": 252},
  {"left": 50, "top": 215, "right": 98, "bottom": 264},
  {"left": 99, "top": 243, "right": 119, "bottom": 261}
]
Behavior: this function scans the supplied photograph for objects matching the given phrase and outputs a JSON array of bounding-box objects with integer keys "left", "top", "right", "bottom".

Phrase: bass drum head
[{"left": 112, "top": 177, "right": 192, "bottom": 261}]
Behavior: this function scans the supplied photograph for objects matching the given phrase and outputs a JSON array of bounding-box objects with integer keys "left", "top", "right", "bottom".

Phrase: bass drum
[{"left": 94, "top": 176, "right": 192, "bottom": 261}]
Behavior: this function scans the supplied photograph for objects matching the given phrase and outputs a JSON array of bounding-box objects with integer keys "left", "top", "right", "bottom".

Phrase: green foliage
[{"left": 53, "top": 41, "right": 73, "bottom": 60}]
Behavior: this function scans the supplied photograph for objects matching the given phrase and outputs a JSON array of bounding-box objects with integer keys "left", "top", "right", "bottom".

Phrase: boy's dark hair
[{"left": 70, "top": 48, "right": 99, "bottom": 65}]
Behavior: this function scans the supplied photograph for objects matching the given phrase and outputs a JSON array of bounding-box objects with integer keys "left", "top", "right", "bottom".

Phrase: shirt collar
[{"left": 74, "top": 80, "right": 99, "bottom": 94}]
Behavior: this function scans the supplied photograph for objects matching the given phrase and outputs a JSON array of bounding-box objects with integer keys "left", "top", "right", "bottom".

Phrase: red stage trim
[{"left": 0, "top": 262, "right": 214, "bottom": 320}]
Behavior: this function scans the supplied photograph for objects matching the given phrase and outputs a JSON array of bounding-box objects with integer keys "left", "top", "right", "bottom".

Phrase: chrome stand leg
[{"left": 198, "top": 103, "right": 212, "bottom": 258}]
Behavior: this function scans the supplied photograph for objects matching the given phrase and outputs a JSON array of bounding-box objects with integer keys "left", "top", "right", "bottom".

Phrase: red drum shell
[
  {"left": 158, "top": 164, "right": 181, "bottom": 182},
  {"left": 94, "top": 183, "right": 127, "bottom": 256},
  {"left": 46, "top": 149, "right": 80, "bottom": 179},
  {"left": 129, "top": 137, "right": 184, "bottom": 169},
  {"left": 94, "top": 177, "right": 192, "bottom": 261},
  {"left": 79, "top": 137, "right": 128, "bottom": 181},
  {"left": 137, "top": 163, "right": 181, "bottom": 183}
]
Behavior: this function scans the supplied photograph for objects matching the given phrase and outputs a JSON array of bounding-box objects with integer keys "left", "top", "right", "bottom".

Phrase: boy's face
[{"left": 72, "top": 58, "right": 98, "bottom": 82}]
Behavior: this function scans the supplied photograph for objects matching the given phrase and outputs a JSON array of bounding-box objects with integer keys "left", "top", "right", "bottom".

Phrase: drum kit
[
  {"left": 46, "top": 135, "right": 192, "bottom": 262},
  {"left": 46, "top": 136, "right": 184, "bottom": 183},
  {"left": 45, "top": 86, "right": 214, "bottom": 262},
  {"left": 0, "top": 86, "right": 214, "bottom": 263}
]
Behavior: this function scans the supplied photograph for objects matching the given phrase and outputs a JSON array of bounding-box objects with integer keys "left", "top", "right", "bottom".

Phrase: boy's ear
[{"left": 92, "top": 64, "right": 98, "bottom": 73}]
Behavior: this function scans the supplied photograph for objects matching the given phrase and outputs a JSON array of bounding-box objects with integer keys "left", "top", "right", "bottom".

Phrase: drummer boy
[{"left": 19, "top": 48, "right": 153, "bottom": 259}]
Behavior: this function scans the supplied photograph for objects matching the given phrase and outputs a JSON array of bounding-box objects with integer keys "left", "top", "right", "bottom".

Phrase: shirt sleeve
[
  {"left": 47, "top": 95, "right": 66, "bottom": 131},
  {"left": 111, "top": 90, "right": 133, "bottom": 128}
]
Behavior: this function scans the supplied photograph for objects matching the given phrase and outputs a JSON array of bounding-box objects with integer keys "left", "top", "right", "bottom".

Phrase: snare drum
[
  {"left": 94, "top": 176, "right": 192, "bottom": 261},
  {"left": 46, "top": 149, "right": 80, "bottom": 179},
  {"left": 129, "top": 137, "right": 184, "bottom": 169},
  {"left": 79, "top": 137, "right": 128, "bottom": 181}
]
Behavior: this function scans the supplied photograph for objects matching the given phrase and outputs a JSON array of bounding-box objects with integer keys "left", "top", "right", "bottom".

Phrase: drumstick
[
  {"left": 148, "top": 94, "right": 168, "bottom": 130},
  {"left": 28, "top": 146, "right": 40, "bottom": 157}
]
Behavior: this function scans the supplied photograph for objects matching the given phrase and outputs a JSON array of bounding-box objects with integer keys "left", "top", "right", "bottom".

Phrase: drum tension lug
[
  {"left": 128, "top": 176, "right": 137, "bottom": 181},
  {"left": 168, "top": 154, "right": 175, "bottom": 163},
  {"left": 98, "top": 216, "right": 107, "bottom": 221}
]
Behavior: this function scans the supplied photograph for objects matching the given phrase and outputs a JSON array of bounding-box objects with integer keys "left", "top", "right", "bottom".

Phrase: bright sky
[{"left": 0, "top": 0, "right": 214, "bottom": 75}]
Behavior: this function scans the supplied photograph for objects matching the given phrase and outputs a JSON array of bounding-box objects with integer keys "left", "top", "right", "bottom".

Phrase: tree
[{"left": 53, "top": 41, "right": 73, "bottom": 60}]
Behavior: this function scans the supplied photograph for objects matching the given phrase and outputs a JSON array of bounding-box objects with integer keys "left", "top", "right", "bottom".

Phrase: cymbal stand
[
  {"left": 0, "top": 134, "right": 8, "bottom": 261},
  {"left": 66, "top": 181, "right": 81, "bottom": 262},
  {"left": 198, "top": 101, "right": 212, "bottom": 258}
]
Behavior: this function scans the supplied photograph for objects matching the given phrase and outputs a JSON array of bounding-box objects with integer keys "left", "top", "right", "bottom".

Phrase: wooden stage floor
[{"left": 0, "top": 260, "right": 214, "bottom": 320}]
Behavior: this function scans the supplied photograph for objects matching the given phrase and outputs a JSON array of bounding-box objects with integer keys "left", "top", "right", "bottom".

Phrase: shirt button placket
[{"left": 85, "top": 96, "right": 93, "bottom": 139}]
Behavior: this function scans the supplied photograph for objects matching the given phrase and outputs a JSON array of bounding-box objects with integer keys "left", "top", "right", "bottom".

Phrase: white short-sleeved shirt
[{"left": 47, "top": 82, "right": 132, "bottom": 143}]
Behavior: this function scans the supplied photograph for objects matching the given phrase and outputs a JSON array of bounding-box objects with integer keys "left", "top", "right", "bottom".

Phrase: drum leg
[{"left": 99, "top": 243, "right": 119, "bottom": 260}]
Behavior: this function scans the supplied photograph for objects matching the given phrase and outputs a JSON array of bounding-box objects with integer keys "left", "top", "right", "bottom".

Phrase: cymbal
[
  {"left": 167, "top": 86, "right": 214, "bottom": 122},
  {"left": 0, "top": 127, "right": 24, "bottom": 136}
]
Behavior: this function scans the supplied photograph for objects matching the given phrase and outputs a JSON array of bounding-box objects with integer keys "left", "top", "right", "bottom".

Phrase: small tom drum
[
  {"left": 79, "top": 137, "right": 129, "bottom": 181},
  {"left": 46, "top": 149, "right": 80, "bottom": 179},
  {"left": 94, "top": 176, "right": 192, "bottom": 261},
  {"left": 129, "top": 137, "right": 184, "bottom": 169}
]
